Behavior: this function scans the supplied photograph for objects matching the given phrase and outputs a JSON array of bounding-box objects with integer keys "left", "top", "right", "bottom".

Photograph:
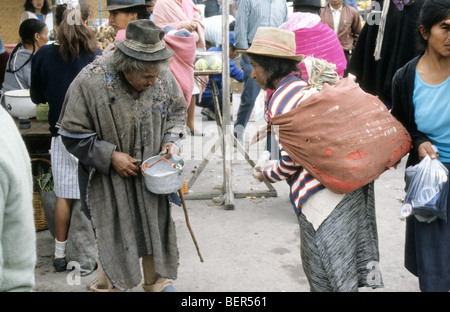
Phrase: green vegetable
[
  {"left": 36, "top": 171, "right": 53, "bottom": 192},
  {"left": 209, "top": 57, "right": 222, "bottom": 70},
  {"left": 195, "top": 58, "right": 208, "bottom": 70}
]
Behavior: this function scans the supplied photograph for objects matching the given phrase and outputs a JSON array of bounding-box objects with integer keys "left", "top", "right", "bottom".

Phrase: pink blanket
[
  {"left": 164, "top": 34, "right": 196, "bottom": 107},
  {"left": 293, "top": 22, "right": 347, "bottom": 81},
  {"left": 115, "top": 29, "right": 126, "bottom": 41},
  {"left": 153, "top": 0, "right": 205, "bottom": 50}
]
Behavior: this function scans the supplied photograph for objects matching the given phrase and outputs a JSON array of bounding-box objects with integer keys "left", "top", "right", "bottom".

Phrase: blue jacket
[{"left": 202, "top": 46, "right": 243, "bottom": 99}]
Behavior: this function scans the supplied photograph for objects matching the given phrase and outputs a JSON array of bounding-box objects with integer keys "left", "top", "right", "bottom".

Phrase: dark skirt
[
  {"left": 298, "top": 182, "right": 383, "bottom": 292},
  {"left": 404, "top": 162, "right": 450, "bottom": 292}
]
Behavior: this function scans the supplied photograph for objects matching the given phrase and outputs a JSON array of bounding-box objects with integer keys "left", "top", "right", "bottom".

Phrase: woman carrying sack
[{"left": 249, "top": 27, "right": 383, "bottom": 292}]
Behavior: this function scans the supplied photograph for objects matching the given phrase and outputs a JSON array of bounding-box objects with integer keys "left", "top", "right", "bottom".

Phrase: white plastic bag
[{"left": 401, "top": 155, "right": 449, "bottom": 223}]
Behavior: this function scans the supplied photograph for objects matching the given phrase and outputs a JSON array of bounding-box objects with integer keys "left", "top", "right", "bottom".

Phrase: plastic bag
[{"left": 401, "top": 155, "right": 448, "bottom": 223}]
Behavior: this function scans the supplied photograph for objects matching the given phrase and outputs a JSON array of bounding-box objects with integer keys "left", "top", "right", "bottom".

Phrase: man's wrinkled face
[{"left": 123, "top": 65, "right": 162, "bottom": 92}]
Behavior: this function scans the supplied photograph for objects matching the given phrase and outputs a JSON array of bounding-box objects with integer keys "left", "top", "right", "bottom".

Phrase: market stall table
[
  {"left": 184, "top": 70, "right": 277, "bottom": 205},
  {"left": 15, "top": 118, "right": 51, "bottom": 160}
]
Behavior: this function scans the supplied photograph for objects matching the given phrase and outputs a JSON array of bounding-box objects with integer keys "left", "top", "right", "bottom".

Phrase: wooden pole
[{"left": 221, "top": 0, "right": 234, "bottom": 210}]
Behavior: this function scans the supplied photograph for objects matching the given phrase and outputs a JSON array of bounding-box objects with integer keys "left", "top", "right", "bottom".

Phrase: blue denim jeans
[{"left": 233, "top": 55, "right": 261, "bottom": 137}]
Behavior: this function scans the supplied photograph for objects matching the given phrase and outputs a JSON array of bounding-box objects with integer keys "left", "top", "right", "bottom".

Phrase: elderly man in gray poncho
[{"left": 57, "top": 20, "right": 186, "bottom": 292}]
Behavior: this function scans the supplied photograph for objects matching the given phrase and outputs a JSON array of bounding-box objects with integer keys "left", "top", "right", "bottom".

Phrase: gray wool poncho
[{"left": 58, "top": 53, "right": 186, "bottom": 290}]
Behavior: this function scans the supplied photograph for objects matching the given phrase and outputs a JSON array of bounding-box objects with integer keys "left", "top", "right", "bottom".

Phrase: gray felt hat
[
  {"left": 114, "top": 20, "right": 174, "bottom": 61},
  {"left": 103, "top": 0, "right": 148, "bottom": 11}
]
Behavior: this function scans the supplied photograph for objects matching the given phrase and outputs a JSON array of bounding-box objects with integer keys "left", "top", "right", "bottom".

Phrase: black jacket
[
  {"left": 347, "top": 0, "right": 425, "bottom": 107},
  {"left": 390, "top": 55, "right": 429, "bottom": 168}
]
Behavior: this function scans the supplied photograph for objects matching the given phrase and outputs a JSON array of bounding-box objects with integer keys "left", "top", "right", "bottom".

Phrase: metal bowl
[{"left": 141, "top": 155, "right": 185, "bottom": 194}]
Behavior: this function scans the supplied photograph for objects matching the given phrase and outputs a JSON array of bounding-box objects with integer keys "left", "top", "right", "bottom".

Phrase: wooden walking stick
[{"left": 178, "top": 189, "right": 204, "bottom": 263}]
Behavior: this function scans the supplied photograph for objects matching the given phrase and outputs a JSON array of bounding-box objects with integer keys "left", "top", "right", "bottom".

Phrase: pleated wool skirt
[{"left": 298, "top": 182, "right": 383, "bottom": 292}]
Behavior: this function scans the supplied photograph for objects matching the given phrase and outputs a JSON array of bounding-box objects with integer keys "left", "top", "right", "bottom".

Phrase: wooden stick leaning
[{"left": 178, "top": 189, "right": 204, "bottom": 263}]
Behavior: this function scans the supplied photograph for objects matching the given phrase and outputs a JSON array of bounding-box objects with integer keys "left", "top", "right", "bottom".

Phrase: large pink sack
[{"left": 270, "top": 77, "right": 412, "bottom": 194}]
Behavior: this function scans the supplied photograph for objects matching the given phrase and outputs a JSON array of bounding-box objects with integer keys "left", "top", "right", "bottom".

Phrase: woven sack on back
[{"left": 270, "top": 77, "right": 412, "bottom": 194}]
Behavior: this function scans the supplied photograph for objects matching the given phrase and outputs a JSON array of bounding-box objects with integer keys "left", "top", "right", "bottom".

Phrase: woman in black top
[{"left": 391, "top": 0, "right": 450, "bottom": 292}]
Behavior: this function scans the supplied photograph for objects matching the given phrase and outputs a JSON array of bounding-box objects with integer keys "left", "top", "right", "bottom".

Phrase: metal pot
[{"left": 141, "top": 155, "right": 185, "bottom": 194}]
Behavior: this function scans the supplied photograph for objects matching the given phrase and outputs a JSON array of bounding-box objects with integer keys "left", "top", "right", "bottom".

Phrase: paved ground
[{"left": 32, "top": 112, "right": 421, "bottom": 293}]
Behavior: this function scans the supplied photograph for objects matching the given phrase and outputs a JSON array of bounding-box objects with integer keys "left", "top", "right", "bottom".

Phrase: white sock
[{"left": 54, "top": 239, "right": 67, "bottom": 259}]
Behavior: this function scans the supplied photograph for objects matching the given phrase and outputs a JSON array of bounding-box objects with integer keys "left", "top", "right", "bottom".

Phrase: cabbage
[
  {"left": 195, "top": 58, "right": 208, "bottom": 70},
  {"left": 209, "top": 57, "right": 222, "bottom": 70}
]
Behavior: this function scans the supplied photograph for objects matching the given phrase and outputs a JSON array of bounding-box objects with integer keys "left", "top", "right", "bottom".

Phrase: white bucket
[{"left": 4, "top": 89, "right": 36, "bottom": 118}]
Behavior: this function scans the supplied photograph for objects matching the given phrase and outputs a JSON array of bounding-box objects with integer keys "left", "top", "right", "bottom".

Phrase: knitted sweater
[{"left": 0, "top": 106, "right": 36, "bottom": 292}]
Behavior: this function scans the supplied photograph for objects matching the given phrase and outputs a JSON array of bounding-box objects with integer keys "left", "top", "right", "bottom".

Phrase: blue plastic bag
[{"left": 401, "top": 155, "right": 448, "bottom": 223}]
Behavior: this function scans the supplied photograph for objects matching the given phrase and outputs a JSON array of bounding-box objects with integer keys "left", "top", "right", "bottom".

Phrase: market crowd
[{"left": 0, "top": 0, "right": 449, "bottom": 293}]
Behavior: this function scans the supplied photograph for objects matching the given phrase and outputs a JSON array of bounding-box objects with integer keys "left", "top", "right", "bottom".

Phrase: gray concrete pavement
[{"left": 32, "top": 114, "right": 421, "bottom": 292}]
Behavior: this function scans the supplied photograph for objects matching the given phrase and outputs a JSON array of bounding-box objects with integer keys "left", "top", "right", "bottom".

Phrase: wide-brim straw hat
[
  {"left": 114, "top": 20, "right": 174, "bottom": 61},
  {"left": 103, "top": 0, "right": 148, "bottom": 11},
  {"left": 239, "top": 27, "right": 304, "bottom": 63}
]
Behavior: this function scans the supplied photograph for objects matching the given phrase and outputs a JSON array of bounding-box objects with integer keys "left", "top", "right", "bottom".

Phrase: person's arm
[
  {"left": 160, "top": 67, "right": 187, "bottom": 158},
  {"left": 0, "top": 135, "right": 35, "bottom": 292},
  {"left": 351, "top": 9, "right": 362, "bottom": 50},
  {"left": 230, "top": 59, "right": 243, "bottom": 82},
  {"left": 262, "top": 148, "right": 302, "bottom": 183},
  {"left": 391, "top": 64, "right": 431, "bottom": 160},
  {"left": 61, "top": 135, "right": 116, "bottom": 173}
]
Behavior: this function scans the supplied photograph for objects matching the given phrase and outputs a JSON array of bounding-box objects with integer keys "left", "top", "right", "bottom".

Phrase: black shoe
[
  {"left": 201, "top": 107, "right": 216, "bottom": 121},
  {"left": 53, "top": 257, "right": 67, "bottom": 272}
]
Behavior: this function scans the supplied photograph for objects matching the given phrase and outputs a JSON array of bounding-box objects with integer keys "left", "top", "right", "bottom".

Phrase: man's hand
[
  {"left": 159, "top": 142, "right": 180, "bottom": 159},
  {"left": 111, "top": 151, "right": 140, "bottom": 178}
]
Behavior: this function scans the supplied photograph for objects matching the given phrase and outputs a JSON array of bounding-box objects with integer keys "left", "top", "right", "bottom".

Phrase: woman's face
[
  {"left": 31, "top": 0, "right": 45, "bottom": 12},
  {"left": 108, "top": 10, "right": 138, "bottom": 32},
  {"left": 250, "top": 58, "right": 268, "bottom": 90},
  {"left": 35, "top": 26, "right": 49, "bottom": 49},
  {"left": 422, "top": 17, "right": 450, "bottom": 58}
]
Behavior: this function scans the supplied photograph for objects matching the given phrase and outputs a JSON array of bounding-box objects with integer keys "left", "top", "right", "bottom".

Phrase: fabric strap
[{"left": 373, "top": 0, "right": 390, "bottom": 61}]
